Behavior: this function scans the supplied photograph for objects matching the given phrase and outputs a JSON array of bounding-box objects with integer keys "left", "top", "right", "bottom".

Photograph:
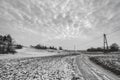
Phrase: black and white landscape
[{"left": 0, "top": 0, "right": 120, "bottom": 80}]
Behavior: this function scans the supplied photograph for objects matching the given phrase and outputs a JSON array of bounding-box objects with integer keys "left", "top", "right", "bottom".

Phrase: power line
[
  {"left": 107, "top": 27, "right": 120, "bottom": 35},
  {"left": 79, "top": 27, "right": 120, "bottom": 48},
  {"left": 79, "top": 35, "right": 103, "bottom": 47}
]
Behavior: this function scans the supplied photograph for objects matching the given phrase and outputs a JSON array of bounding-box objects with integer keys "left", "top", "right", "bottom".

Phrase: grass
[{"left": 89, "top": 55, "right": 120, "bottom": 76}]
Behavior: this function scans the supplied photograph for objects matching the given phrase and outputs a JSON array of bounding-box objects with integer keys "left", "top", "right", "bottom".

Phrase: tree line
[
  {"left": 31, "top": 44, "right": 63, "bottom": 50},
  {"left": 0, "top": 34, "right": 23, "bottom": 54},
  {"left": 87, "top": 43, "right": 119, "bottom": 52}
]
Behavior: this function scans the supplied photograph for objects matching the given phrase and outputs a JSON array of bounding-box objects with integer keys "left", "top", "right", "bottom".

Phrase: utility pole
[{"left": 103, "top": 34, "right": 109, "bottom": 53}]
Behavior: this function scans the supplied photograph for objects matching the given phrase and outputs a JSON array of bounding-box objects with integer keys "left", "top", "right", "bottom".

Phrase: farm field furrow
[{"left": 0, "top": 55, "right": 81, "bottom": 80}]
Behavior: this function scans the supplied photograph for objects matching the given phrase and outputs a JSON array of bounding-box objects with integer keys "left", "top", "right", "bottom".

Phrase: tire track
[
  {"left": 76, "top": 55, "right": 100, "bottom": 80},
  {"left": 76, "top": 55, "right": 115, "bottom": 80}
]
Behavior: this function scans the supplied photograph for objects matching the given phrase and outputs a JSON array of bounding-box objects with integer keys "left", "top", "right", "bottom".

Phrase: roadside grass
[{"left": 89, "top": 55, "right": 120, "bottom": 77}]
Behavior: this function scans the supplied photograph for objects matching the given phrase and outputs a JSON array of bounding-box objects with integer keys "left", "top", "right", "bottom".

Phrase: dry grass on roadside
[{"left": 89, "top": 55, "right": 120, "bottom": 76}]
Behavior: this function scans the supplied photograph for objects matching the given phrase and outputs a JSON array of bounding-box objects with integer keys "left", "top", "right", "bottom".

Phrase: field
[
  {"left": 89, "top": 54, "right": 120, "bottom": 76},
  {"left": 0, "top": 55, "right": 80, "bottom": 80}
]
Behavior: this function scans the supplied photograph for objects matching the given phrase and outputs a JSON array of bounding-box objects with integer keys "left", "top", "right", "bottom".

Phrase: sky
[{"left": 0, "top": 0, "right": 120, "bottom": 50}]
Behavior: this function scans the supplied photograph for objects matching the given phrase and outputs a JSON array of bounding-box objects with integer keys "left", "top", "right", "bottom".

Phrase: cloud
[
  {"left": 0, "top": 0, "right": 120, "bottom": 49},
  {"left": 17, "top": 26, "right": 40, "bottom": 35},
  {"left": 0, "top": 0, "right": 94, "bottom": 40}
]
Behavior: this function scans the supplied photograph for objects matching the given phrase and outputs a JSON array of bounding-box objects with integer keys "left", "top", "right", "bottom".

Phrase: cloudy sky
[{"left": 0, "top": 0, "right": 120, "bottom": 50}]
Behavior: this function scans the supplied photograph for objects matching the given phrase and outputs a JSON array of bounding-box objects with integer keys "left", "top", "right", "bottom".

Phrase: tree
[
  {"left": 6, "top": 34, "right": 12, "bottom": 43},
  {"left": 96, "top": 47, "right": 103, "bottom": 52},
  {"left": 87, "top": 47, "right": 96, "bottom": 52},
  {"left": 0, "top": 35, "right": 3, "bottom": 41},
  {"left": 59, "top": 46, "right": 63, "bottom": 50},
  {"left": 3, "top": 35, "right": 7, "bottom": 42},
  {"left": 15, "top": 44, "right": 23, "bottom": 49},
  {"left": 87, "top": 47, "right": 103, "bottom": 52},
  {"left": 110, "top": 43, "right": 119, "bottom": 51},
  {"left": 0, "top": 34, "right": 16, "bottom": 54}
]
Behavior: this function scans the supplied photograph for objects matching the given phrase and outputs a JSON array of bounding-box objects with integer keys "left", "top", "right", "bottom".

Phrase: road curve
[{"left": 75, "top": 54, "right": 120, "bottom": 80}]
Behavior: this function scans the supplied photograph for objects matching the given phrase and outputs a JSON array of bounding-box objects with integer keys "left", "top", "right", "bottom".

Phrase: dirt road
[{"left": 76, "top": 54, "right": 120, "bottom": 80}]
